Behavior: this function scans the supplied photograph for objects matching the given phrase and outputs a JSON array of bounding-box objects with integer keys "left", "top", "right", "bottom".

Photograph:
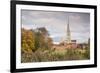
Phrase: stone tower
[
  {"left": 60, "top": 16, "right": 71, "bottom": 46},
  {"left": 67, "top": 16, "right": 71, "bottom": 44}
]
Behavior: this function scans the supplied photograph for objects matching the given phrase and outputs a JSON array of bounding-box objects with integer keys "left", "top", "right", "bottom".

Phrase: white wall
[{"left": 0, "top": 0, "right": 99, "bottom": 73}]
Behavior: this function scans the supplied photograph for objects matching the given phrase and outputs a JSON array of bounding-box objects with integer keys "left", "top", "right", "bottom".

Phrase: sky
[{"left": 21, "top": 10, "right": 90, "bottom": 44}]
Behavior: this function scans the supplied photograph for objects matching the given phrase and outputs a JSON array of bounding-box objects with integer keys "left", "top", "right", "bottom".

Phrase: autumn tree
[
  {"left": 21, "top": 27, "right": 53, "bottom": 53},
  {"left": 21, "top": 28, "right": 36, "bottom": 53},
  {"left": 36, "top": 27, "right": 53, "bottom": 50}
]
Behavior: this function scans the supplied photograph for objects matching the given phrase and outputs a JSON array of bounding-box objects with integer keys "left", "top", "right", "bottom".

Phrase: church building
[{"left": 60, "top": 16, "right": 77, "bottom": 49}]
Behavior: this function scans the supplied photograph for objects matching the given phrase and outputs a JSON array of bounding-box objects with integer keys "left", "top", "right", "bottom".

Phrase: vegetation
[{"left": 21, "top": 27, "right": 90, "bottom": 63}]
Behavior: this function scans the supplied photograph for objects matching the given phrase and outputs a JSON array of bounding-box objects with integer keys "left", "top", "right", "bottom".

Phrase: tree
[
  {"left": 21, "top": 28, "right": 35, "bottom": 53},
  {"left": 36, "top": 27, "right": 53, "bottom": 50}
]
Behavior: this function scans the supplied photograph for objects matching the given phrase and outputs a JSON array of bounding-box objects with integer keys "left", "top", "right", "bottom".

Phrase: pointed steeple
[{"left": 67, "top": 16, "right": 71, "bottom": 43}]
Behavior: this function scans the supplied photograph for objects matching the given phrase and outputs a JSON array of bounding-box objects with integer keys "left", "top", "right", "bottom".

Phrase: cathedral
[
  {"left": 59, "top": 16, "right": 77, "bottom": 49},
  {"left": 52, "top": 16, "right": 89, "bottom": 50}
]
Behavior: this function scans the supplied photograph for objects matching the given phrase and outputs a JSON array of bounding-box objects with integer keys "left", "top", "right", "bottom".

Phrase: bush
[{"left": 21, "top": 48, "right": 90, "bottom": 63}]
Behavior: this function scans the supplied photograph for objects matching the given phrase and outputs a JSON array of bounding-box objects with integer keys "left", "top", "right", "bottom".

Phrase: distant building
[
  {"left": 60, "top": 16, "right": 77, "bottom": 49},
  {"left": 77, "top": 43, "right": 88, "bottom": 49},
  {"left": 53, "top": 16, "right": 88, "bottom": 50}
]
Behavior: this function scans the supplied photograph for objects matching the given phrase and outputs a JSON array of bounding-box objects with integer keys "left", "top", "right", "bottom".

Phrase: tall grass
[{"left": 21, "top": 48, "right": 90, "bottom": 63}]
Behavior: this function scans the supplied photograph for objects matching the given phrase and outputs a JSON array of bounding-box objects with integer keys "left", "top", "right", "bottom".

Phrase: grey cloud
[{"left": 21, "top": 10, "right": 90, "bottom": 43}]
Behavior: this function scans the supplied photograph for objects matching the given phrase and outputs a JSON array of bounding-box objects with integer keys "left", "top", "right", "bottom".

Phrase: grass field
[{"left": 21, "top": 48, "right": 90, "bottom": 63}]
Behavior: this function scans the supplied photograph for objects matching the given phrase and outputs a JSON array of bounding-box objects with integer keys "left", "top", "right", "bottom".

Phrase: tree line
[{"left": 21, "top": 27, "right": 53, "bottom": 54}]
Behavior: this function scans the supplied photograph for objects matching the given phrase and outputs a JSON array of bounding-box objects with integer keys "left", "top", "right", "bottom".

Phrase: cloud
[{"left": 21, "top": 10, "right": 90, "bottom": 43}]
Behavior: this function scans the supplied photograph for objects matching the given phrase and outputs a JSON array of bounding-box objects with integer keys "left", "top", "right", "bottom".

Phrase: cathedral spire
[{"left": 67, "top": 16, "right": 71, "bottom": 43}]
